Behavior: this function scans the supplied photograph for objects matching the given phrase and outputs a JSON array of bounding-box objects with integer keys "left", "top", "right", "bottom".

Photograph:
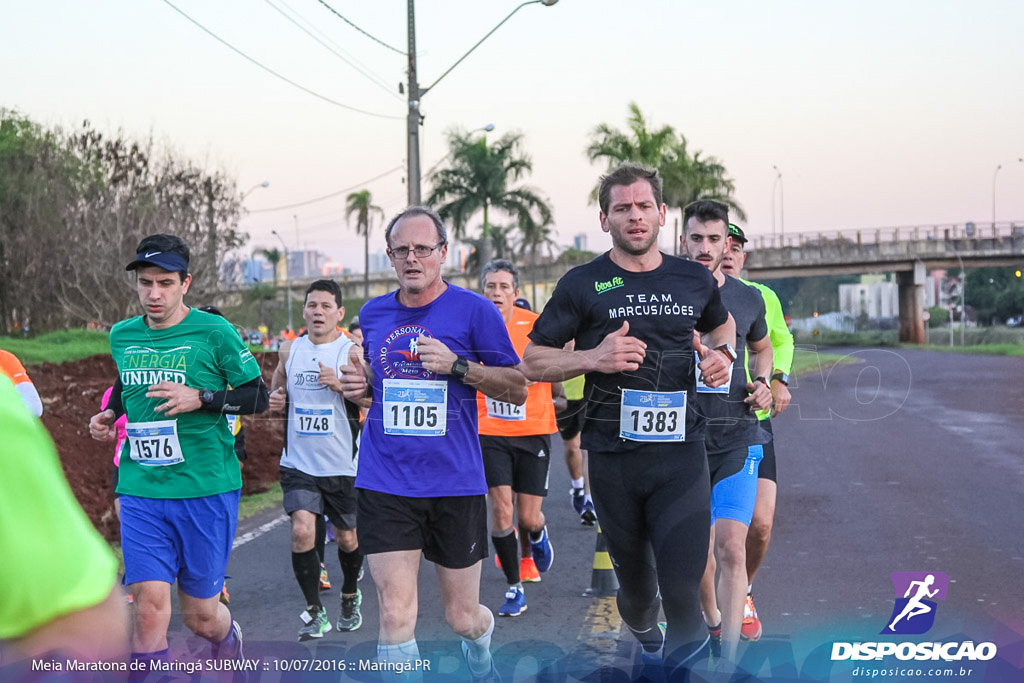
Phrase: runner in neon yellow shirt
[{"left": 0, "top": 375, "right": 127, "bottom": 662}]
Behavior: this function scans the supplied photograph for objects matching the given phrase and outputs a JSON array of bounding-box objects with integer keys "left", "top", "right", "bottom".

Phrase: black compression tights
[{"left": 589, "top": 443, "right": 712, "bottom": 672}]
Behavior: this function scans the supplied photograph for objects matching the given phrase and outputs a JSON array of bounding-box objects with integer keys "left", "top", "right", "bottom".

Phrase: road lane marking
[{"left": 233, "top": 513, "right": 287, "bottom": 549}]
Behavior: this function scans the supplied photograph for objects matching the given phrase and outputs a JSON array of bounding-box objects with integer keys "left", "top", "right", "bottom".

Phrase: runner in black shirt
[
  {"left": 522, "top": 163, "right": 736, "bottom": 679},
  {"left": 683, "top": 200, "right": 773, "bottom": 668}
]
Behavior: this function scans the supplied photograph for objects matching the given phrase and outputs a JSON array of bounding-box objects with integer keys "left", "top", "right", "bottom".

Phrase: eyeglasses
[{"left": 388, "top": 243, "right": 445, "bottom": 260}]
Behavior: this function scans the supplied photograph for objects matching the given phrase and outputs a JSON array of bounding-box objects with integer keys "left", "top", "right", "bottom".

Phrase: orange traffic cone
[{"left": 583, "top": 525, "right": 619, "bottom": 597}]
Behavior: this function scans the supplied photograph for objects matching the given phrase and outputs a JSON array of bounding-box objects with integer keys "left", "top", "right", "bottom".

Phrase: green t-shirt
[
  {"left": 110, "top": 308, "right": 261, "bottom": 499},
  {"left": 0, "top": 376, "right": 118, "bottom": 639},
  {"left": 741, "top": 278, "right": 795, "bottom": 421}
]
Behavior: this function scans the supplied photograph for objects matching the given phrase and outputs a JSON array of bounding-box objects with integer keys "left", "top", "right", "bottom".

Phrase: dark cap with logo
[
  {"left": 126, "top": 234, "right": 190, "bottom": 272},
  {"left": 727, "top": 223, "right": 748, "bottom": 245}
]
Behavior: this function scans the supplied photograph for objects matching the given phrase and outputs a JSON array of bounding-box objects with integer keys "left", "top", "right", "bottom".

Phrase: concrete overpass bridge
[
  {"left": 244, "top": 221, "right": 1024, "bottom": 344},
  {"left": 743, "top": 221, "right": 1024, "bottom": 343}
]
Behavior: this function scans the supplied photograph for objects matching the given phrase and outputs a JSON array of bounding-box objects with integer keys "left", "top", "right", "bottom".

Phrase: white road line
[{"left": 233, "top": 514, "right": 288, "bottom": 549}]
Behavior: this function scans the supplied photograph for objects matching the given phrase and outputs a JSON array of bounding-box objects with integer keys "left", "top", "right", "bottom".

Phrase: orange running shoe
[
  {"left": 219, "top": 583, "right": 231, "bottom": 605},
  {"left": 741, "top": 594, "right": 763, "bottom": 641},
  {"left": 520, "top": 557, "right": 541, "bottom": 583},
  {"left": 319, "top": 563, "right": 332, "bottom": 592}
]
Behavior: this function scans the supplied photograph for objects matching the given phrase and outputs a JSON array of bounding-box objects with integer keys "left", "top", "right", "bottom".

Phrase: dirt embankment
[{"left": 33, "top": 354, "right": 285, "bottom": 542}]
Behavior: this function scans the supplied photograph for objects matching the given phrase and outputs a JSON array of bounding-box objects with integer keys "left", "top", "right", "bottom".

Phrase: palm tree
[
  {"left": 516, "top": 215, "right": 559, "bottom": 308},
  {"left": 586, "top": 101, "right": 676, "bottom": 171},
  {"left": 661, "top": 142, "right": 747, "bottom": 222},
  {"left": 428, "top": 129, "right": 552, "bottom": 268},
  {"left": 345, "top": 189, "right": 385, "bottom": 299},
  {"left": 586, "top": 103, "right": 745, "bottom": 222},
  {"left": 258, "top": 247, "right": 282, "bottom": 285}
]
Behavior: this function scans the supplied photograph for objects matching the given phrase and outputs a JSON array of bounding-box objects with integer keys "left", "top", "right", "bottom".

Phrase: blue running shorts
[
  {"left": 710, "top": 445, "right": 764, "bottom": 526},
  {"left": 120, "top": 490, "right": 240, "bottom": 599}
]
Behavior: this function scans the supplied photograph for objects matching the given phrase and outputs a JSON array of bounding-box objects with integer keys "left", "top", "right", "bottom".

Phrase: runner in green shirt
[{"left": 89, "top": 234, "right": 268, "bottom": 666}]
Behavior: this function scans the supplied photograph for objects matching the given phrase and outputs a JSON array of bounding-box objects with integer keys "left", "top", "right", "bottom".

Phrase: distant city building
[
  {"left": 288, "top": 249, "right": 327, "bottom": 280},
  {"left": 371, "top": 251, "right": 390, "bottom": 274},
  {"left": 573, "top": 233, "right": 588, "bottom": 251},
  {"left": 839, "top": 281, "right": 899, "bottom": 321},
  {"left": 243, "top": 257, "right": 275, "bottom": 285}
]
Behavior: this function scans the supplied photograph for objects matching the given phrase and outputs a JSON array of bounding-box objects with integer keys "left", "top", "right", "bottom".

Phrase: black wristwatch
[
  {"left": 715, "top": 344, "right": 737, "bottom": 363},
  {"left": 199, "top": 389, "right": 215, "bottom": 407},
  {"left": 450, "top": 356, "right": 470, "bottom": 381},
  {"left": 771, "top": 371, "right": 790, "bottom": 386}
]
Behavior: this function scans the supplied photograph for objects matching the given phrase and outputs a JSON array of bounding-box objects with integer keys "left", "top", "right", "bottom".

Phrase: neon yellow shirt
[
  {"left": 0, "top": 377, "right": 117, "bottom": 639},
  {"left": 741, "top": 278, "right": 794, "bottom": 421}
]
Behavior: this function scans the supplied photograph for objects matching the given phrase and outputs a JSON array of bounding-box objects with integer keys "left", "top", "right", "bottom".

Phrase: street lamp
[
  {"left": 271, "top": 229, "right": 293, "bottom": 333},
  {"left": 772, "top": 165, "right": 784, "bottom": 240},
  {"left": 992, "top": 164, "right": 1002, "bottom": 227},
  {"left": 406, "top": 0, "right": 557, "bottom": 205},
  {"left": 241, "top": 180, "right": 270, "bottom": 201}
]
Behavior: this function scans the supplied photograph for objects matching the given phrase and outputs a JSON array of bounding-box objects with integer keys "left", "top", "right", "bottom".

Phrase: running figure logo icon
[{"left": 881, "top": 571, "right": 949, "bottom": 635}]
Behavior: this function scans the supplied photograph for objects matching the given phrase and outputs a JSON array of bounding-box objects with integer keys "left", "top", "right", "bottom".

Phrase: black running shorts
[
  {"left": 356, "top": 489, "right": 488, "bottom": 569},
  {"left": 480, "top": 434, "right": 551, "bottom": 496},
  {"left": 280, "top": 466, "right": 358, "bottom": 531}
]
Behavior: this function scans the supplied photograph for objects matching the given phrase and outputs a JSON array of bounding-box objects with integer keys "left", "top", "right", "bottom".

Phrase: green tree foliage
[
  {"left": 586, "top": 102, "right": 745, "bottom": 220},
  {"left": 345, "top": 189, "right": 385, "bottom": 300},
  {"left": 0, "top": 110, "right": 245, "bottom": 334},
  {"left": 966, "top": 267, "right": 1024, "bottom": 324},
  {"left": 427, "top": 128, "right": 552, "bottom": 269}
]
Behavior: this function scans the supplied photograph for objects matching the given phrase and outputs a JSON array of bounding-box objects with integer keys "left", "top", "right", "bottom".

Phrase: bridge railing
[{"left": 748, "top": 221, "right": 1024, "bottom": 250}]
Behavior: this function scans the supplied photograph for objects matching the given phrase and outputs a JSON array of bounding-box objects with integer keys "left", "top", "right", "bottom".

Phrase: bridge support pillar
[{"left": 897, "top": 262, "right": 926, "bottom": 344}]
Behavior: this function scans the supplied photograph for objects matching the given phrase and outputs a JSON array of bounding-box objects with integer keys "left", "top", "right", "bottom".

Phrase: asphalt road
[{"left": 160, "top": 348, "right": 1024, "bottom": 681}]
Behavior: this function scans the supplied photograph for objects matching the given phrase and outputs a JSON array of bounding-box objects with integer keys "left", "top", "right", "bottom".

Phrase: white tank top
[{"left": 280, "top": 334, "right": 358, "bottom": 477}]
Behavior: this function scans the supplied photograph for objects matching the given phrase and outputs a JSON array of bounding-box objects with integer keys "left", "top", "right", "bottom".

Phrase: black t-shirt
[
  {"left": 529, "top": 251, "right": 729, "bottom": 453},
  {"left": 697, "top": 275, "right": 770, "bottom": 455}
]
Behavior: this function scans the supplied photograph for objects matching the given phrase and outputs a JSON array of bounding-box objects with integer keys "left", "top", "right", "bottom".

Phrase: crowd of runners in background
[{"left": 1, "top": 161, "right": 795, "bottom": 682}]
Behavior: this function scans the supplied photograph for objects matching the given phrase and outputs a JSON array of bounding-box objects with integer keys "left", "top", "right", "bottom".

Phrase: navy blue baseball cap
[{"left": 126, "top": 234, "right": 190, "bottom": 272}]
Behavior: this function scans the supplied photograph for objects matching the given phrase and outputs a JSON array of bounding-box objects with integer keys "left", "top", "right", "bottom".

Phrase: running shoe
[
  {"left": 498, "top": 586, "right": 527, "bottom": 617},
  {"left": 319, "top": 563, "right": 332, "bottom": 591},
  {"left": 707, "top": 623, "right": 722, "bottom": 669},
  {"left": 219, "top": 583, "right": 231, "bottom": 605},
  {"left": 580, "top": 499, "right": 597, "bottom": 526},
  {"left": 298, "top": 605, "right": 332, "bottom": 641},
  {"left": 637, "top": 623, "right": 667, "bottom": 683},
  {"left": 336, "top": 589, "right": 363, "bottom": 631},
  {"left": 529, "top": 527, "right": 554, "bottom": 573},
  {"left": 519, "top": 557, "right": 541, "bottom": 583},
  {"left": 217, "top": 620, "right": 244, "bottom": 659},
  {"left": 570, "top": 487, "right": 585, "bottom": 515},
  {"left": 461, "top": 641, "right": 502, "bottom": 682},
  {"left": 741, "top": 594, "right": 763, "bottom": 641}
]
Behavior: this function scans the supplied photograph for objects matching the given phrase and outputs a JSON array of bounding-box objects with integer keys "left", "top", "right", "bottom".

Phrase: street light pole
[
  {"left": 271, "top": 230, "right": 293, "bottom": 333},
  {"left": 405, "top": 0, "right": 558, "bottom": 206},
  {"left": 241, "top": 180, "right": 270, "bottom": 201},
  {"left": 407, "top": 0, "right": 422, "bottom": 206},
  {"left": 992, "top": 164, "right": 1002, "bottom": 227}
]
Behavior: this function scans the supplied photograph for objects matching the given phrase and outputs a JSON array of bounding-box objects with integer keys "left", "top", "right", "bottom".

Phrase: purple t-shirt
[{"left": 356, "top": 283, "right": 519, "bottom": 497}]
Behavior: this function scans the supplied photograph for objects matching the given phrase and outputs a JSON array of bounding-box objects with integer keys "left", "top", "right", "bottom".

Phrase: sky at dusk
[{"left": 5, "top": 0, "right": 1024, "bottom": 271}]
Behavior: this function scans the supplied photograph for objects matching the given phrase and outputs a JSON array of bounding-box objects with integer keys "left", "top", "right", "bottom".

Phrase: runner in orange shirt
[
  {"left": 0, "top": 349, "right": 43, "bottom": 417},
  {"left": 476, "top": 260, "right": 557, "bottom": 617}
]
